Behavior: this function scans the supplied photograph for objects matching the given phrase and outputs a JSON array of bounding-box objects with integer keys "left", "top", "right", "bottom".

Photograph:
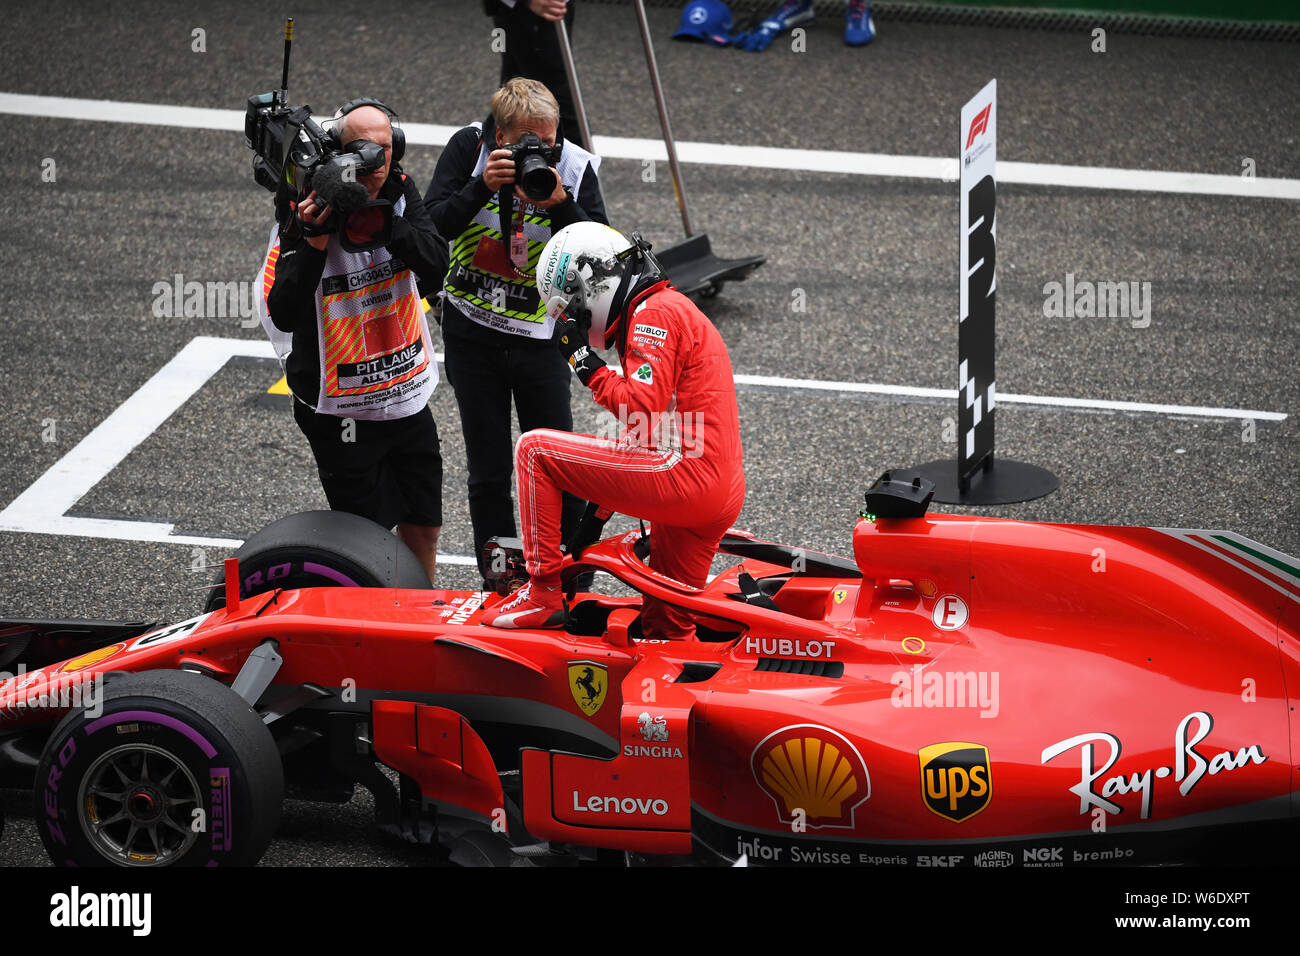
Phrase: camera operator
[
  {"left": 262, "top": 101, "right": 448, "bottom": 582},
  {"left": 424, "top": 78, "right": 606, "bottom": 588}
]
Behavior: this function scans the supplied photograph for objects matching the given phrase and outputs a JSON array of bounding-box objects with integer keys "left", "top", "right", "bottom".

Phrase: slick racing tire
[
  {"left": 33, "top": 669, "right": 283, "bottom": 867},
  {"left": 204, "top": 510, "right": 432, "bottom": 612}
]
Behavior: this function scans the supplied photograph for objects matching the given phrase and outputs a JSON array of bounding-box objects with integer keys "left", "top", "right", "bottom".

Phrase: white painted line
[
  {"left": 2, "top": 93, "right": 243, "bottom": 134},
  {"left": 0, "top": 336, "right": 1285, "bottom": 552},
  {"left": 13, "top": 516, "right": 245, "bottom": 550},
  {"left": 731, "top": 372, "right": 1288, "bottom": 422},
  {"left": 989, "top": 391, "right": 1287, "bottom": 421},
  {"left": 0, "top": 336, "right": 457, "bottom": 551},
  {"left": 3, "top": 92, "right": 1296, "bottom": 201},
  {"left": 0, "top": 337, "right": 265, "bottom": 544},
  {"left": 997, "top": 160, "right": 1293, "bottom": 199},
  {"left": 735, "top": 374, "right": 952, "bottom": 401}
]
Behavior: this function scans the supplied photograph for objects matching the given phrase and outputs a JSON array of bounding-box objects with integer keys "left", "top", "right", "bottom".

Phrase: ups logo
[{"left": 919, "top": 742, "right": 991, "bottom": 823}]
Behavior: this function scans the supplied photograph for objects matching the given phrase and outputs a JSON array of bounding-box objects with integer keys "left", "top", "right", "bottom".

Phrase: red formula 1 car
[{"left": 1, "top": 472, "right": 1296, "bottom": 868}]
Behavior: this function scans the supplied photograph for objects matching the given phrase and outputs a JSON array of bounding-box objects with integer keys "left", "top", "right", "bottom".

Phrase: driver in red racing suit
[{"left": 482, "top": 223, "right": 745, "bottom": 638}]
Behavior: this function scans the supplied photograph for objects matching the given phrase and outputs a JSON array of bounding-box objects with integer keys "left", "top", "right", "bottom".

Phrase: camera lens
[{"left": 517, "top": 154, "right": 554, "bottom": 202}]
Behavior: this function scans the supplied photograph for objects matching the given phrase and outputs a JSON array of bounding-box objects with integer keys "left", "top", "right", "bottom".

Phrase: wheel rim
[{"left": 77, "top": 743, "right": 202, "bottom": 866}]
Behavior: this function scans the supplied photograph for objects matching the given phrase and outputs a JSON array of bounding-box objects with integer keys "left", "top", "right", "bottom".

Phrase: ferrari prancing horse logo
[{"left": 568, "top": 661, "right": 608, "bottom": 718}]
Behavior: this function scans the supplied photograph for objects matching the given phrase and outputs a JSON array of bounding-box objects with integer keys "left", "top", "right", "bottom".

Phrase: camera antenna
[{"left": 277, "top": 17, "right": 294, "bottom": 108}]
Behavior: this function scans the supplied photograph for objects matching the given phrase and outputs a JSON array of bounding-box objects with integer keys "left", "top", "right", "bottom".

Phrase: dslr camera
[{"left": 503, "top": 133, "right": 562, "bottom": 203}]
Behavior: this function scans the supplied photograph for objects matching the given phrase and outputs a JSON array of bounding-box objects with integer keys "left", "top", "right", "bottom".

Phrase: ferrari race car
[{"left": 1, "top": 471, "right": 1296, "bottom": 868}]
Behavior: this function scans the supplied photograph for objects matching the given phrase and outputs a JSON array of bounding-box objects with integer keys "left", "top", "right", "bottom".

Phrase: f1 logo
[{"left": 965, "top": 103, "right": 991, "bottom": 149}]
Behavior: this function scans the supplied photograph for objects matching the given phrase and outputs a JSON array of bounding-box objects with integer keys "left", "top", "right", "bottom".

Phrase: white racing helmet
[{"left": 537, "top": 222, "right": 663, "bottom": 349}]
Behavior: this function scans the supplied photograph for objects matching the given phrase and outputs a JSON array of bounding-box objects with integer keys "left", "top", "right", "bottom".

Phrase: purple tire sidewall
[
  {"left": 85, "top": 709, "right": 217, "bottom": 757},
  {"left": 301, "top": 562, "right": 361, "bottom": 587},
  {"left": 40, "top": 707, "right": 242, "bottom": 866}
]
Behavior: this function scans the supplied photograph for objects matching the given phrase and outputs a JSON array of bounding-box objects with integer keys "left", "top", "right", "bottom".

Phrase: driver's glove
[{"left": 549, "top": 294, "right": 606, "bottom": 386}]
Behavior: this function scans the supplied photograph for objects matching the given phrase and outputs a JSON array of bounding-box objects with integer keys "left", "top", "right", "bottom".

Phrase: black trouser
[
  {"left": 495, "top": 3, "right": 585, "bottom": 148},
  {"left": 443, "top": 325, "right": 586, "bottom": 578},
  {"left": 292, "top": 400, "right": 443, "bottom": 531}
]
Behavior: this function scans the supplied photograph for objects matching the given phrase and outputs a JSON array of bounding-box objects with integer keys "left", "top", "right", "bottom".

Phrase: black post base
[
  {"left": 657, "top": 233, "right": 765, "bottom": 298},
  {"left": 910, "top": 457, "right": 1059, "bottom": 505}
]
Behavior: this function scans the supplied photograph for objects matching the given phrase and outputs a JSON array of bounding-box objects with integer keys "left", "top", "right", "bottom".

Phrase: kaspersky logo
[
  {"left": 751, "top": 724, "right": 870, "bottom": 829},
  {"left": 540, "top": 247, "right": 571, "bottom": 298},
  {"left": 919, "top": 742, "right": 992, "bottom": 823}
]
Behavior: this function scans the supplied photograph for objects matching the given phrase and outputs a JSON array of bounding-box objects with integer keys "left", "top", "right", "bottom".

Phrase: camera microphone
[{"left": 312, "top": 161, "right": 369, "bottom": 216}]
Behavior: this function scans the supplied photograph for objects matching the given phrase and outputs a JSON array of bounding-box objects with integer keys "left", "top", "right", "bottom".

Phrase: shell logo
[
  {"left": 56, "top": 643, "right": 126, "bottom": 673},
  {"left": 750, "top": 724, "right": 870, "bottom": 829}
]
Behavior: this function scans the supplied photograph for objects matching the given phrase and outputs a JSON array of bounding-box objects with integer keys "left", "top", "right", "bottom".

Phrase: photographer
[
  {"left": 261, "top": 101, "right": 448, "bottom": 582},
  {"left": 424, "top": 78, "right": 606, "bottom": 586}
]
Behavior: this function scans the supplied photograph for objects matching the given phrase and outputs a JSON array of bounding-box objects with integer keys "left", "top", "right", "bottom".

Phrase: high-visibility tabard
[
  {"left": 256, "top": 196, "right": 437, "bottom": 421},
  {"left": 442, "top": 128, "right": 599, "bottom": 340}
]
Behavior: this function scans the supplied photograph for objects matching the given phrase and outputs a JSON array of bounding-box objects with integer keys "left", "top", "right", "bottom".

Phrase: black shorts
[{"left": 292, "top": 400, "right": 443, "bottom": 530}]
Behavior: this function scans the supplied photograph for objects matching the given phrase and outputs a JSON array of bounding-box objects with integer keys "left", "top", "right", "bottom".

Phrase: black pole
[{"left": 278, "top": 18, "right": 294, "bottom": 107}]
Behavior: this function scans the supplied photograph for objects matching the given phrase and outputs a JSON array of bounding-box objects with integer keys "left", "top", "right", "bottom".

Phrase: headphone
[{"left": 331, "top": 97, "right": 405, "bottom": 163}]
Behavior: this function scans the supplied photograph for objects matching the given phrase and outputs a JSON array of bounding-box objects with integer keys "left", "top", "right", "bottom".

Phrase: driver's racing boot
[{"left": 482, "top": 582, "right": 567, "bottom": 629}]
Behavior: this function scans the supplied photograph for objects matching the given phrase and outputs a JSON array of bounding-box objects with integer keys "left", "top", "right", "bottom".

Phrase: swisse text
[
  {"left": 743, "top": 637, "right": 837, "bottom": 659},
  {"left": 572, "top": 791, "right": 669, "bottom": 816}
]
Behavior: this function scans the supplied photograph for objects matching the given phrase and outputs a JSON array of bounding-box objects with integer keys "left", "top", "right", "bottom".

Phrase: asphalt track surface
[{"left": 0, "top": 1, "right": 1296, "bottom": 867}]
